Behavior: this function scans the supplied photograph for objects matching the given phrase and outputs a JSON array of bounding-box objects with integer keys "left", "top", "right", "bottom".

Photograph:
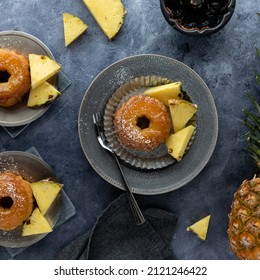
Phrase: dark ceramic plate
[
  {"left": 0, "top": 151, "right": 61, "bottom": 248},
  {"left": 103, "top": 75, "right": 197, "bottom": 170},
  {"left": 78, "top": 54, "right": 218, "bottom": 195},
  {"left": 0, "top": 31, "right": 56, "bottom": 127}
]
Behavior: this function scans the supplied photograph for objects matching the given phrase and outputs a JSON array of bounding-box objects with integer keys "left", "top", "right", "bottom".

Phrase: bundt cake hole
[
  {"left": 136, "top": 116, "right": 150, "bottom": 129},
  {"left": 0, "top": 196, "right": 13, "bottom": 209},
  {"left": 0, "top": 70, "right": 11, "bottom": 83}
]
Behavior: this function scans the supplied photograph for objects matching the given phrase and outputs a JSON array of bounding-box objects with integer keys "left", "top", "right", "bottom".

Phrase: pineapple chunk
[
  {"left": 63, "top": 12, "right": 88, "bottom": 47},
  {"left": 82, "top": 0, "right": 125, "bottom": 40},
  {"left": 27, "top": 81, "right": 61, "bottom": 107},
  {"left": 187, "top": 215, "right": 211, "bottom": 241},
  {"left": 30, "top": 180, "right": 62, "bottom": 215},
  {"left": 29, "top": 54, "right": 61, "bottom": 89},
  {"left": 166, "top": 125, "right": 195, "bottom": 161},
  {"left": 143, "top": 82, "right": 183, "bottom": 106},
  {"left": 22, "top": 207, "right": 52, "bottom": 236},
  {"left": 168, "top": 99, "right": 197, "bottom": 132}
]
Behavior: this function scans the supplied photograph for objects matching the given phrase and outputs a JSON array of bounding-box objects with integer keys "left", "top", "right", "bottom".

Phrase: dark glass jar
[{"left": 160, "top": 0, "right": 236, "bottom": 36}]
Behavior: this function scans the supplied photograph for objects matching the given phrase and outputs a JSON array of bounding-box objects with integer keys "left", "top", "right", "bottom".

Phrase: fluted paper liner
[{"left": 104, "top": 76, "right": 197, "bottom": 170}]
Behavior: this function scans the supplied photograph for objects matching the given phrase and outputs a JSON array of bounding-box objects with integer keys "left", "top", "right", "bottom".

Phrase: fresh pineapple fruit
[
  {"left": 228, "top": 88, "right": 260, "bottom": 258},
  {"left": 187, "top": 215, "right": 211, "bottom": 241},
  {"left": 29, "top": 54, "right": 61, "bottom": 89},
  {"left": 168, "top": 99, "right": 197, "bottom": 132},
  {"left": 63, "top": 12, "right": 88, "bottom": 47},
  {"left": 82, "top": 0, "right": 125, "bottom": 40},
  {"left": 30, "top": 180, "right": 62, "bottom": 215},
  {"left": 27, "top": 81, "right": 61, "bottom": 107},
  {"left": 228, "top": 177, "right": 260, "bottom": 259},
  {"left": 227, "top": 50, "right": 260, "bottom": 260},
  {"left": 143, "top": 82, "right": 183, "bottom": 106},
  {"left": 166, "top": 125, "right": 195, "bottom": 161},
  {"left": 22, "top": 207, "right": 52, "bottom": 236}
]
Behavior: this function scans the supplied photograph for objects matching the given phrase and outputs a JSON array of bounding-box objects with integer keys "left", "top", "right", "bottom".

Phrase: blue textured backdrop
[{"left": 0, "top": 0, "right": 260, "bottom": 259}]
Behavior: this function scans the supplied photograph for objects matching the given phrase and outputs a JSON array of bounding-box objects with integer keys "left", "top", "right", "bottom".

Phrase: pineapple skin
[{"left": 228, "top": 177, "right": 260, "bottom": 260}]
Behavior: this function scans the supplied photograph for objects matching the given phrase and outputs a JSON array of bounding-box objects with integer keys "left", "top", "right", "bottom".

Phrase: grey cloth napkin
[{"left": 56, "top": 193, "right": 177, "bottom": 260}]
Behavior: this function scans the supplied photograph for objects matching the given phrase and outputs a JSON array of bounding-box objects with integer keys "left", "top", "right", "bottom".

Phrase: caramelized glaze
[
  {"left": 114, "top": 95, "right": 171, "bottom": 151},
  {"left": 0, "top": 49, "right": 31, "bottom": 107},
  {"left": 0, "top": 172, "right": 34, "bottom": 231}
]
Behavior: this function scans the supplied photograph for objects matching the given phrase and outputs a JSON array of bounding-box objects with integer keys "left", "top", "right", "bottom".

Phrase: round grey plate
[
  {"left": 0, "top": 151, "right": 61, "bottom": 248},
  {"left": 78, "top": 54, "right": 218, "bottom": 195},
  {"left": 0, "top": 31, "right": 55, "bottom": 127}
]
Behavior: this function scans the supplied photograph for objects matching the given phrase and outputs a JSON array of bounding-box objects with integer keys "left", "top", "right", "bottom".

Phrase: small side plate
[
  {"left": 0, "top": 151, "right": 61, "bottom": 248},
  {"left": 0, "top": 31, "right": 56, "bottom": 127}
]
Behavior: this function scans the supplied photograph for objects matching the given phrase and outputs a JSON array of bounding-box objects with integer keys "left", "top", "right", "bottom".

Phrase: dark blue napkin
[{"left": 56, "top": 193, "right": 177, "bottom": 260}]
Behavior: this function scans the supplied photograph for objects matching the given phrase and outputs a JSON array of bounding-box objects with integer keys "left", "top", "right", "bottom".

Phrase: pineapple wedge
[
  {"left": 168, "top": 99, "right": 197, "bottom": 132},
  {"left": 187, "top": 215, "right": 211, "bottom": 241},
  {"left": 27, "top": 81, "right": 61, "bottom": 107},
  {"left": 143, "top": 82, "right": 183, "bottom": 106},
  {"left": 82, "top": 0, "right": 125, "bottom": 40},
  {"left": 22, "top": 207, "right": 52, "bottom": 236},
  {"left": 30, "top": 180, "right": 62, "bottom": 215},
  {"left": 29, "top": 54, "right": 61, "bottom": 89},
  {"left": 166, "top": 125, "right": 195, "bottom": 161},
  {"left": 63, "top": 12, "right": 88, "bottom": 47}
]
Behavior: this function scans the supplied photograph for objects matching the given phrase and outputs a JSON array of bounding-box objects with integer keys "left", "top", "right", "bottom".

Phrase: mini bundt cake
[
  {"left": 113, "top": 95, "right": 171, "bottom": 151},
  {"left": 0, "top": 49, "right": 31, "bottom": 107},
  {"left": 0, "top": 172, "right": 34, "bottom": 231}
]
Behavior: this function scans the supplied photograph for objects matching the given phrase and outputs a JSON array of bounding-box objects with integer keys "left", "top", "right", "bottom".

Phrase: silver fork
[{"left": 93, "top": 112, "right": 145, "bottom": 225}]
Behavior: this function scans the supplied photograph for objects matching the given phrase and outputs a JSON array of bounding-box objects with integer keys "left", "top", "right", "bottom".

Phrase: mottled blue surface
[{"left": 0, "top": 0, "right": 260, "bottom": 260}]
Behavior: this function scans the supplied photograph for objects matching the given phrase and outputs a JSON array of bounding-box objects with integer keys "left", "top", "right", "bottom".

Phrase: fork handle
[{"left": 113, "top": 154, "right": 145, "bottom": 225}]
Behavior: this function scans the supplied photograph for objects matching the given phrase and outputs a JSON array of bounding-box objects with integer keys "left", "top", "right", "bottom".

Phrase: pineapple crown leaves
[
  {"left": 243, "top": 43, "right": 260, "bottom": 167},
  {"left": 255, "top": 46, "right": 260, "bottom": 88},
  {"left": 243, "top": 94, "right": 260, "bottom": 167}
]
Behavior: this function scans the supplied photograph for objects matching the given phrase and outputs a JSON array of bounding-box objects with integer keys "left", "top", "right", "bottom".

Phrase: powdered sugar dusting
[
  {"left": 0, "top": 172, "right": 33, "bottom": 231},
  {"left": 110, "top": 66, "right": 133, "bottom": 86}
]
